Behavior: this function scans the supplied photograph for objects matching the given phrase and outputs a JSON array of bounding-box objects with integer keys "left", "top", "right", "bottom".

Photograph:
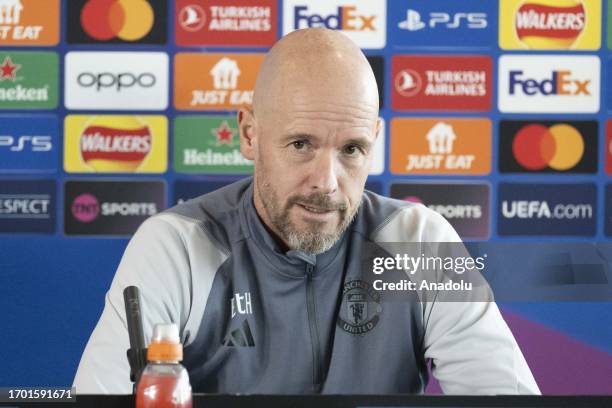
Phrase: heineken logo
[
  {"left": 174, "top": 115, "right": 253, "bottom": 174},
  {"left": 0, "top": 52, "right": 58, "bottom": 109}
]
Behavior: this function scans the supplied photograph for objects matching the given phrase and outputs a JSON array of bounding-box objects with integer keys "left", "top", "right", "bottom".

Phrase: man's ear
[
  {"left": 374, "top": 117, "right": 382, "bottom": 142},
  {"left": 238, "top": 107, "right": 256, "bottom": 161}
]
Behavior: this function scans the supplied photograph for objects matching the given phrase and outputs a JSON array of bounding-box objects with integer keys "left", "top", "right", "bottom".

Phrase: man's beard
[{"left": 257, "top": 179, "right": 360, "bottom": 255}]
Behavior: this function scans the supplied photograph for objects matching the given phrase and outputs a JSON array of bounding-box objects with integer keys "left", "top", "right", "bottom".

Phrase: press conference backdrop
[{"left": 0, "top": 0, "right": 611, "bottom": 393}]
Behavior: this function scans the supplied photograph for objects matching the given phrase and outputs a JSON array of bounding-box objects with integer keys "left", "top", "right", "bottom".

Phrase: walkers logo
[
  {"left": 64, "top": 115, "right": 167, "bottom": 173},
  {"left": 0, "top": 115, "right": 58, "bottom": 173},
  {"left": 392, "top": 55, "right": 492, "bottom": 112},
  {"left": 67, "top": 0, "right": 167, "bottom": 44},
  {"left": 390, "top": 118, "right": 491, "bottom": 175},
  {"left": 174, "top": 115, "right": 252, "bottom": 174},
  {"left": 0, "top": 52, "right": 58, "bottom": 109},
  {"left": 0, "top": 180, "right": 55, "bottom": 233},
  {"left": 390, "top": 183, "right": 490, "bottom": 239},
  {"left": 390, "top": 1, "right": 493, "bottom": 48},
  {"left": 65, "top": 52, "right": 168, "bottom": 110},
  {"left": 174, "top": 53, "right": 263, "bottom": 111},
  {"left": 498, "top": 183, "right": 596, "bottom": 236},
  {"left": 64, "top": 180, "right": 165, "bottom": 236},
  {"left": 174, "top": 180, "right": 236, "bottom": 205},
  {"left": 0, "top": 0, "right": 59, "bottom": 45},
  {"left": 175, "top": 0, "right": 277, "bottom": 47},
  {"left": 498, "top": 55, "right": 599, "bottom": 113},
  {"left": 283, "top": 0, "right": 386, "bottom": 49},
  {"left": 500, "top": 120, "right": 597, "bottom": 174},
  {"left": 500, "top": 0, "right": 600, "bottom": 50}
]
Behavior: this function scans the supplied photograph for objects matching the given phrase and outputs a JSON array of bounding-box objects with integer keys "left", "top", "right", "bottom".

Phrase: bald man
[{"left": 74, "top": 29, "right": 539, "bottom": 395}]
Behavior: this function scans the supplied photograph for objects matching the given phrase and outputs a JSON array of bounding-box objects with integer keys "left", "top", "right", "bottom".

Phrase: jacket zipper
[{"left": 305, "top": 263, "right": 323, "bottom": 390}]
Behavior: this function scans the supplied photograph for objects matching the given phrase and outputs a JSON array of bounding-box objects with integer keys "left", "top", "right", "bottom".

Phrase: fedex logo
[
  {"left": 283, "top": 1, "right": 386, "bottom": 49},
  {"left": 498, "top": 55, "right": 599, "bottom": 113},
  {"left": 294, "top": 5, "right": 375, "bottom": 31},
  {"left": 509, "top": 70, "right": 591, "bottom": 96}
]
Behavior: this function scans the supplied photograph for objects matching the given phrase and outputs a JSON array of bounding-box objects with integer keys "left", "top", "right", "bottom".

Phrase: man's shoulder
[
  {"left": 359, "top": 189, "right": 460, "bottom": 243},
  {"left": 135, "top": 178, "right": 251, "bottom": 252}
]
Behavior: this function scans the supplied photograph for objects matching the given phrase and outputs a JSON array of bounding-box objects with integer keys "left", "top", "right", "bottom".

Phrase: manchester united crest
[{"left": 337, "top": 279, "right": 382, "bottom": 335}]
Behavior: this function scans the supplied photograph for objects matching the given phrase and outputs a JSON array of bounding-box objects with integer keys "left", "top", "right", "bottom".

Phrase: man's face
[{"left": 243, "top": 86, "right": 380, "bottom": 255}]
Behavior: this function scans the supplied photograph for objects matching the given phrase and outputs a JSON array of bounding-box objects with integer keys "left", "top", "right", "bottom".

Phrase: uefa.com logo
[
  {"left": 282, "top": 0, "right": 386, "bottom": 49},
  {"left": 64, "top": 52, "right": 169, "bottom": 110},
  {"left": 498, "top": 183, "right": 596, "bottom": 236}
]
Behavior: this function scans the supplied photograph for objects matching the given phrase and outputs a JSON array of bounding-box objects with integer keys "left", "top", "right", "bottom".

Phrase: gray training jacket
[{"left": 74, "top": 178, "right": 540, "bottom": 395}]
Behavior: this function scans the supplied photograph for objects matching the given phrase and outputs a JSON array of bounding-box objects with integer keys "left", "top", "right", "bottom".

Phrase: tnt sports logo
[
  {"left": 498, "top": 183, "right": 596, "bottom": 236},
  {"left": 64, "top": 180, "right": 165, "bottom": 236},
  {"left": 513, "top": 124, "right": 583, "bottom": 171},
  {"left": 498, "top": 55, "right": 599, "bottom": 113},
  {"left": 390, "top": 118, "right": 491, "bottom": 175},
  {"left": 65, "top": 52, "right": 169, "bottom": 110},
  {"left": 174, "top": 53, "right": 264, "bottom": 111},
  {"left": 67, "top": 0, "right": 166, "bottom": 44},
  {"left": 390, "top": 183, "right": 490, "bottom": 239},
  {"left": 0, "top": 0, "right": 59, "bottom": 45},
  {"left": 283, "top": 0, "right": 386, "bottom": 49},
  {"left": 65, "top": 115, "right": 168, "bottom": 173},
  {"left": 398, "top": 9, "right": 487, "bottom": 31},
  {"left": 499, "top": 0, "right": 601, "bottom": 50},
  {"left": 71, "top": 193, "right": 99, "bottom": 223},
  {"left": 392, "top": 55, "right": 492, "bottom": 112},
  {"left": 175, "top": 0, "right": 277, "bottom": 47},
  {"left": 500, "top": 120, "right": 597, "bottom": 174}
]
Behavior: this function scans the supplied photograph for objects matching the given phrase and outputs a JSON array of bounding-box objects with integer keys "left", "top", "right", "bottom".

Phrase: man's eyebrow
[
  {"left": 345, "top": 136, "right": 373, "bottom": 150},
  {"left": 280, "top": 133, "right": 318, "bottom": 143}
]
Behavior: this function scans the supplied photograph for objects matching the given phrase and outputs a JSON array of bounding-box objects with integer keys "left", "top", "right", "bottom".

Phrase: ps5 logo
[
  {"left": 0, "top": 135, "right": 53, "bottom": 152},
  {"left": 398, "top": 9, "right": 487, "bottom": 31}
]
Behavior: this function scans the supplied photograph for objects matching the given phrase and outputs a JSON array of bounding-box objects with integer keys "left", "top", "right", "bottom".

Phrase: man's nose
[{"left": 309, "top": 151, "right": 339, "bottom": 194}]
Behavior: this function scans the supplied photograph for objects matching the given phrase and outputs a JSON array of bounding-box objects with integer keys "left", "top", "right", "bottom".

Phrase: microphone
[{"left": 123, "top": 286, "right": 148, "bottom": 389}]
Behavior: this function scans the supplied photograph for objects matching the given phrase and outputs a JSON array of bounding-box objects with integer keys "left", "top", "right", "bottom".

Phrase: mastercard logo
[
  {"left": 515, "top": 0, "right": 585, "bottom": 49},
  {"left": 79, "top": 116, "right": 152, "bottom": 172},
  {"left": 512, "top": 124, "right": 584, "bottom": 171},
  {"left": 81, "top": 0, "right": 154, "bottom": 41}
]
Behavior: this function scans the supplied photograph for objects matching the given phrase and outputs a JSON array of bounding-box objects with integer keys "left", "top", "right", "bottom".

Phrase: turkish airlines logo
[
  {"left": 174, "top": 53, "right": 263, "bottom": 111},
  {"left": 390, "top": 118, "right": 491, "bottom": 175},
  {"left": 498, "top": 55, "right": 599, "bottom": 113},
  {"left": 176, "top": 1, "right": 276, "bottom": 46},
  {"left": 392, "top": 55, "right": 492, "bottom": 112},
  {"left": 178, "top": 4, "right": 206, "bottom": 31},
  {"left": 65, "top": 52, "right": 168, "bottom": 110},
  {"left": 67, "top": 0, "right": 166, "bottom": 44}
]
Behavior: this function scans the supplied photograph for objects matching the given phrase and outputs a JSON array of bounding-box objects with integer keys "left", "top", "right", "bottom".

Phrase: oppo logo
[
  {"left": 0, "top": 135, "right": 53, "bottom": 152},
  {"left": 77, "top": 72, "right": 156, "bottom": 91}
]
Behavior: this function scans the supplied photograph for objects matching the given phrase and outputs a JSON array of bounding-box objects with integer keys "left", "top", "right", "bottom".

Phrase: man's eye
[
  {"left": 343, "top": 144, "right": 363, "bottom": 156},
  {"left": 292, "top": 140, "right": 306, "bottom": 150}
]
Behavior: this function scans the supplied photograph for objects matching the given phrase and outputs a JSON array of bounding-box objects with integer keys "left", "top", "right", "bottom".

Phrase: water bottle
[{"left": 136, "top": 323, "right": 192, "bottom": 408}]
